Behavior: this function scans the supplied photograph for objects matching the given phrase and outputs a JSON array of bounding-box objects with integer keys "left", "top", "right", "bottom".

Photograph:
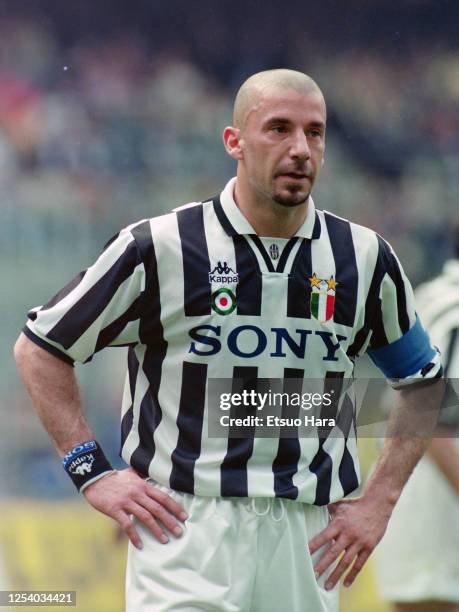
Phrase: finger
[
  {"left": 136, "top": 495, "right": 184, "bottom": 537},
  {"left": 323, "top": 545, "right": 360, "bottom": 591},
  {"left": 144, "top": 485, "right": 188, "bottom": 521},
  {"left": 343, "top": 549, "right": 371, "bottom": 587},
  {"left": 116, "top": 511, "right": 144, "bottom": 550},
  {"left": 308, "top": 523, "right": 340, "bottom": 554},
  {"left": 313, "top": 537, "right": 347, "bottom": 578},
  {"left": 126, "top": 501, "right": 169, "bottom": 544}
]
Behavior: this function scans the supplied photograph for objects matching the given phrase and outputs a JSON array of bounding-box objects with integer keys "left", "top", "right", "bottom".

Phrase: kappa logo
[
  {"left": 69, "top": 454, "right": 95, "bottom": 476},
  {"left": 208, "top": 261, "right": 239, "bottom": 284},
  {"left": 309, "top": 273, "right": 338, "bottom": 322}
]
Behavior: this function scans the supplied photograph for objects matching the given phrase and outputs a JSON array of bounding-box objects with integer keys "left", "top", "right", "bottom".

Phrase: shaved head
[
  {"left": 223, "top": 68, "right": 327, "bottom": 223},
  {"left": 233, "top": 69, "right": 325, "bottom": 130}
]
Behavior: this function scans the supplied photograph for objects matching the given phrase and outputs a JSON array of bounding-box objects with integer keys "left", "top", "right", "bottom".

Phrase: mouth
[{"left": 278, "top": 172, "right": 309, "bottom": 181}]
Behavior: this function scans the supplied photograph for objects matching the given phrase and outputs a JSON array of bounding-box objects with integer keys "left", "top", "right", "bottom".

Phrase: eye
[
  {"left": 271, "top": 125, "right": 287, "bottom": 134},
  {"left": 309, "top": 129, "right": 323, "bottom": 138}
]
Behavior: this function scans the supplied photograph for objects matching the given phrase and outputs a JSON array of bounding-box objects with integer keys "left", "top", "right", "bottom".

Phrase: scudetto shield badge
[{"left": 309, "top": 273, "right": 338, "bottom": 322}]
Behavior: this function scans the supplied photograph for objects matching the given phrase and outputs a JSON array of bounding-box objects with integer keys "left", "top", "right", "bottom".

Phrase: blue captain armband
[{"left": 367, "top": 317, "right": 443, "bottom": 388}]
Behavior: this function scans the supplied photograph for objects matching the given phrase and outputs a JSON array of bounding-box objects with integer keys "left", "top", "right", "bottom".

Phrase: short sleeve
[
  {"left": 365, "top": 236, "right": 442, "bottom": 388},
  {"left": 24, "top": 224, "right": 148, "bottom": 364}
]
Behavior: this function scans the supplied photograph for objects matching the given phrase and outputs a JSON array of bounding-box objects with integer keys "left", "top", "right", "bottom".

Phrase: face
[{"left": 236, "top": 88, "right": 326, "bottom": 208}]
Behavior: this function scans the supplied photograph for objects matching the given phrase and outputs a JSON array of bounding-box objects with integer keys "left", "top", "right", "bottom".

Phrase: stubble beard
[
  {"left": 272, "top": 185, "right": 310, "bottom": 208},
  {"left": 248, "top": 174, "right": 312, "bottom": 209}
]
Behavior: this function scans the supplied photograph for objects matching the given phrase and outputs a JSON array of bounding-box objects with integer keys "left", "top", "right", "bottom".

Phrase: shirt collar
[{"left": 214, "top": 177, "right": 321, "bottom": 239}]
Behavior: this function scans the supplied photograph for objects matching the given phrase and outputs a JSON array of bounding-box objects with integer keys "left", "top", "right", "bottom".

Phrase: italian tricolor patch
[
  {"left": 211, "top": 288, "right": 237, "bottom": 315},
  {"left": 309, "top": 273, "right": 337, "bottom": 322}
]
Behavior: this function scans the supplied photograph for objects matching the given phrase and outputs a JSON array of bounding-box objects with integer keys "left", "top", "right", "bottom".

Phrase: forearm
[
  {"left": 362, "top": 378, "right": 445, "bottom": 508},
  {"left": 14, "top": 333, "right": 187, "bottom": 547},
  {"left": 14, "top": 333, "right": 94, "bottom": 457}
]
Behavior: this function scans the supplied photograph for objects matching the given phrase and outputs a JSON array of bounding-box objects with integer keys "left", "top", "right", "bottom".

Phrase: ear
[{"left": 223, "top": 126, "right": 244, "bottom": 161}]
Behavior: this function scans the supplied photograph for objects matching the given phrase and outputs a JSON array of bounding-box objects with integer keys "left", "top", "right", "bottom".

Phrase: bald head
[{"left": 233, "top": 69, "right": 325, "bottom": 130}]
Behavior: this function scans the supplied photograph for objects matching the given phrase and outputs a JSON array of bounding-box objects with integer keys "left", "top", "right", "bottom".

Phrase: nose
[{"left": 290, "top": 130, "right": 310, "bottom": 161}]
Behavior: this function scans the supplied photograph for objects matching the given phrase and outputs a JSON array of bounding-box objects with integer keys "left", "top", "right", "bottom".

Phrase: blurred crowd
[
  {"left": 1, "top": 15, "right": 458, "bottom": 279},
  {"left": 1, "top": 7, "right": 459, "bottom": 497}
]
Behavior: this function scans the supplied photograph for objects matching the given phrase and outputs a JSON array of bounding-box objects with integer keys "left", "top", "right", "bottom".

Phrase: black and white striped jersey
[{"left": 24, "top": 177, "right": 441, "bottom": 504}]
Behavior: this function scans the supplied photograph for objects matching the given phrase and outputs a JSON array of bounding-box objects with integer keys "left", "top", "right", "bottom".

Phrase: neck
[{"left": 233, "top": 176, "right": 309, "bottom": 238}]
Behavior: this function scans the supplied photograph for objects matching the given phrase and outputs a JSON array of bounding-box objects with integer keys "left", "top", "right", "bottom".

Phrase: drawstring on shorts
[{"left": 246, "top": 497, "right": 285, "bottom": 522}]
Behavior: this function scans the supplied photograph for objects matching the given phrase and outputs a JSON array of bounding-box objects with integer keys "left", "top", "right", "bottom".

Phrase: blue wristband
[{"left": 62, "top": 440, "right": 113, "bottom": 492}]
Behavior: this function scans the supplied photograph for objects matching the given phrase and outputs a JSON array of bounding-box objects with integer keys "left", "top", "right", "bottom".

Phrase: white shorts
[
  {"left": 126, "top": 481, "right": 340, "bottom": 612},
  {"left": 373, "top": 448, "right": 459, "bottom": 603}
]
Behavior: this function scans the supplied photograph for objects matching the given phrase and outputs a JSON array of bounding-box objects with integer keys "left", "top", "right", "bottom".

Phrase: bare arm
[
  {"left": 14, "top": 333, "right": 93, "bottom": 453},
  {"left": 14, "top": 332, "right": 187, "bottom": 548},
  {"left": 308, "top": 378, "right": 445, "bottom": 591}
]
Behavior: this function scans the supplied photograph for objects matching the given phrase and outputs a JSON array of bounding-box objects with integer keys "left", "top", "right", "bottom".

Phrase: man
[
  {"left": 14, "top": 69, "right": 444, "bottom": 612},
  {"left": 374, "top": 228, "right": 459, "bottom": 612}
]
